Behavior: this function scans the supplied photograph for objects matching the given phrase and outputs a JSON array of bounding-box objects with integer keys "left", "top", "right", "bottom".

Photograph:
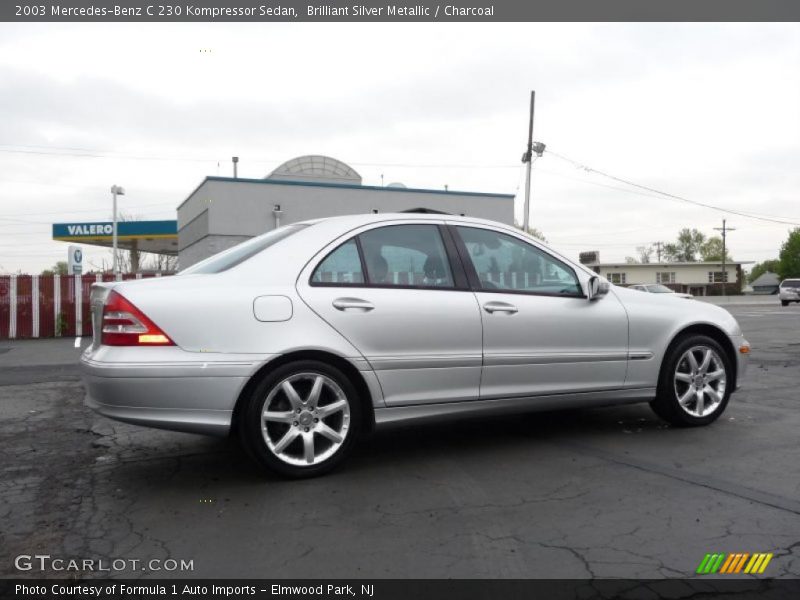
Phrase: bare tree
[
  {"left": 141, "top": 253, "right": 179, "bottom": 272},
  {"left": 636, "top": 245, "right": 654, "bottom": 264},
  {"left": 625, "top": 244, "right": 654, "bottom": 264}
]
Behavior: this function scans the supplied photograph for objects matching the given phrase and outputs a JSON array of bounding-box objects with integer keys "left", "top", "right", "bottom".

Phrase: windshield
[
  {"left": 180, "top": 224, "right": 309, "bottom": 275},
  {"left": 781, "top": 280, "right": 800, "bottom": 289},
  {"left": 647, "top": 284, "right": 674, "bottom": 293}
]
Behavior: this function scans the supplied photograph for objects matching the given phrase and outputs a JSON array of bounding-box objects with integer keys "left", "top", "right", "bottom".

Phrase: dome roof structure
[{"left": 267, "top": 155, "right": 362, "bottom": 185}]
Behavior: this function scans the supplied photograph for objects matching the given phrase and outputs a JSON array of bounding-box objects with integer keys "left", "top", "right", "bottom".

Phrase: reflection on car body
[{"left": 629, "top": 283, "right": 693, "bottom": 299}]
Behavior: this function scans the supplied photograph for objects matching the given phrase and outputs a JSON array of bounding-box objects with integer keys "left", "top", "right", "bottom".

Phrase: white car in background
[
  {"left": 629, "top": 284, "right": 694, "bottom": 299},
  {"left": 779, "top": 279, "right": 800, "bottom": 306}
]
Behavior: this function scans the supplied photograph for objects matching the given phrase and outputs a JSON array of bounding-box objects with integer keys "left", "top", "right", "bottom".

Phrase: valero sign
[
  {"left": 52, "top": 220, "right": 177, "bottom": 241},
  {"left": 51, "top": 220, "right": 179, "bottom": 255},
  {"left": 67, "top": 223, "right": 114, "bottom": 236},
  {"left": 53, "top": 222, "right": 115, "bottom": 239}
]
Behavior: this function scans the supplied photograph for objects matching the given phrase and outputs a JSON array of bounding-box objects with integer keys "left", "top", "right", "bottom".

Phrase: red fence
[{"left": 0, "top": 273, "right": 171, "bottom": 340}]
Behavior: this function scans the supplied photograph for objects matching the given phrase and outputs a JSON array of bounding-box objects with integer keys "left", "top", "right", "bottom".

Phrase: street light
[{"left": 110, "top": 185, "right": 125, "bottom": 275}]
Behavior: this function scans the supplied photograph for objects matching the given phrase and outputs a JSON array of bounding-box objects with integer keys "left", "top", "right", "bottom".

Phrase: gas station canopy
[{"left": 52, "top": 220, "right": 178, "bottom": 255}]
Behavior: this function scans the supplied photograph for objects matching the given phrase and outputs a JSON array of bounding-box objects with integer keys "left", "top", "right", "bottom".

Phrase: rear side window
[
  {"left": 359, "top": 225, "right": 454, "bottom": 288},
  {"left": 180, "top": 224, "right": 308, "bottom": 275},
  {"left": 311, "top": 239, "right": 364, "bottom": 284},
  {"left": 310, "top": 224, "right": 456, "bottom": 289}
]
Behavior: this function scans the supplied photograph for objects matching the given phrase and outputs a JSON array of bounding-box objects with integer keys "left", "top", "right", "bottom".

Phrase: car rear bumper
[{"left": 80, "top": 347, "right": 275, "bottom": 436}]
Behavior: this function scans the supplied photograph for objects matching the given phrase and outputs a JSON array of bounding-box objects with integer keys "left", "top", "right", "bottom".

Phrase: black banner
[
  {"left": 4, "top": 0, "right": 800, "bottom": 22},
  {"left": 3, "top": 580, "right": 800, "bottom": 600}
]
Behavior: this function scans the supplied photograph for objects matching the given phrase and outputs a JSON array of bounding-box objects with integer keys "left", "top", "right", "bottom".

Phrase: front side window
[
  {"left": 358, "top": 225, "right": 454, "bottom": 288},
  {"left": 456, "top": 226, "right": 582, "bottom": 296},
  {"left": 311, "top": 239, "right": 364, "bottom": 284}
]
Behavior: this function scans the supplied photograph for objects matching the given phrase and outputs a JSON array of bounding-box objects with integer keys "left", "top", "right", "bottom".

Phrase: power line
[
  {"left": 534, "top": 165, "right": 667, "bottom": 202},
  {"left": 546, "top": 149, "right": 800, "bottom": 226}
]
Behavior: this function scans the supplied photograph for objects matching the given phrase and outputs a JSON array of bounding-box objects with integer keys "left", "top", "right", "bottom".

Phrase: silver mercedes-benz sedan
[{"left": 81, "top": 213, "right": 750, "bottom": 477}]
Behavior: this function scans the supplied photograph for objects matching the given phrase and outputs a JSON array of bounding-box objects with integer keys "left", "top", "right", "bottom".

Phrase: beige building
[{"left": 585, "top": 261, "right": 750, "bottom": 296}]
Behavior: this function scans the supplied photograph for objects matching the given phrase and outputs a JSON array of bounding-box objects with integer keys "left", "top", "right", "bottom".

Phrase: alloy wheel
[
  {"left": 673, "top": 346, "right": 727, "bottom": 418},
  {"left": 261, "top": 372, "right": 351, "bottom": 467}
]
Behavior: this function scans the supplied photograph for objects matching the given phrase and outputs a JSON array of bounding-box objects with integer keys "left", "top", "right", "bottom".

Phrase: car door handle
[
  {"left": 332, "top": 298, "right": 375, "bottom": 312},
  {"left": 483, "top": 301, "right": 518, "bottom": 314}
]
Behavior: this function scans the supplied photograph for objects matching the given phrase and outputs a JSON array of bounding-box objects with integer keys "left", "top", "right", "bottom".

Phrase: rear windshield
[
  {"left": 782, "top": 280, "right": 800, "bottom": 288},
  {"left": 180, "top": 224, "right": 308, "bottom": 275}
]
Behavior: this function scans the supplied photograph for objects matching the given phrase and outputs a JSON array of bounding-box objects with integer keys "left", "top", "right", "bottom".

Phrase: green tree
[
  {"left": 515, "top": 222, "right": 547, "bottom": 243},
  {"left": 748, "top": 259, "right": 780, "bottom": 283},
  {"left": 41, "top": 261, "right": 68, "bottom": 276},
  {"left": 663, "top": 228, "right": 706, "bottom": 262},
  {"left": 699, "top": 236, "right": 732, "bottom": 262},
  {"left": 528, "top": 227, "right": 547, "bottom": 243},
  {"left": 778, "top": 228, "right": 800, "bottom": 279}
]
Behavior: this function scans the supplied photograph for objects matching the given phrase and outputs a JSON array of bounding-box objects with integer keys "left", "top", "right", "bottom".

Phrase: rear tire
[
  {"left": 782, "top": 300, "right": 789, "bottom": 307},
  {"left": 650, "top": 334, "right": 733, "bottom": 427},
  {"left": 239, "top": 360, "right": 362, "bottom": 478}
]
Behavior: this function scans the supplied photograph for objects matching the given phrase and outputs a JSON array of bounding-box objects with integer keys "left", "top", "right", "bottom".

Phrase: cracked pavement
[{"left": 1, "top": 304, "right": 799, "bottom": 579}]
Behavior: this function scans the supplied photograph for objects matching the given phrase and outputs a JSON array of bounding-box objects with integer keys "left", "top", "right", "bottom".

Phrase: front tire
[
  {"left": 650, "top": 335, "right": 732, "bottom": 427},
  {"left": 239, "top": 360, "right": 362, "bottom": 478}
]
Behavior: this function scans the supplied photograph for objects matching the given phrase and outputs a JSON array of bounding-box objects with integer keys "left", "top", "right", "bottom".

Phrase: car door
[
  {"left": 451, "top": 225, "right": 629, "bottom": 399},
  {"left": 297, "top": 222, "right": 483, "bottom": 406}
]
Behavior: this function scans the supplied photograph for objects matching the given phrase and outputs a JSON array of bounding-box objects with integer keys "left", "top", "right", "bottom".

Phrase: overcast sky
[{"left": 0, "top": 23, "right": 798, "bottom": 273}]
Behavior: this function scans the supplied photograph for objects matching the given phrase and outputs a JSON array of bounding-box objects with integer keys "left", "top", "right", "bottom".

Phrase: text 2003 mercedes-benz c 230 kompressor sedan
[{"left": 81, "top": 214, "right": 750, "bottom": 477}]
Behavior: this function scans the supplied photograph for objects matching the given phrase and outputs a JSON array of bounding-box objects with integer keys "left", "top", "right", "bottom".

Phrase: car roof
[{"left": 296, "top": 212, "right": 516, "bottom": 229}]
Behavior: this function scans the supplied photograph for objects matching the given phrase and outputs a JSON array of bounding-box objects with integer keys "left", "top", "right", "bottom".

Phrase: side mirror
[{"left": 587, "top": 276, "right": 610, "bottom": 301}]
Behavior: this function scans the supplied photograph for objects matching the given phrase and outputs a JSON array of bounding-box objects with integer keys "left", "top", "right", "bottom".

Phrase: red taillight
[{"left": 101, "top": 290, "right": 174, "bottom": 346}]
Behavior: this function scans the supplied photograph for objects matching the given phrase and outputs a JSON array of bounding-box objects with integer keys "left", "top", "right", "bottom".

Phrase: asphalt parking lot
[{"left": 1, "top": 301, "right": 799, "bottom": 579}]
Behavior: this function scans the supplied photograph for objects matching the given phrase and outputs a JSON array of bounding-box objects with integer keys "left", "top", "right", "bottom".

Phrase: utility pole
[
  {"left": 521, "top": 91, "right": 546, "bottom": 233},
  {"left": 713, "top": 219, "right": 736, "bottom": 297},
  {"left": 110, "top": 185, "right": 125, "bottom": 276},
  {"left": 654, "top": 241, "right": 663, "bottom": 262},
  {"left": 522, "top": 91, "right": 535, "bottom": 233}
]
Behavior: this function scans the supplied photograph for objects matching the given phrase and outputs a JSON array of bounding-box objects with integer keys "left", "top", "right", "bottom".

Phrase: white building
[
  {"left": 585, "top": 261, "right": 751, "bottom": 296},
  {"left": 177, "top": 155, "right": 515, "bottom": 268}
]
